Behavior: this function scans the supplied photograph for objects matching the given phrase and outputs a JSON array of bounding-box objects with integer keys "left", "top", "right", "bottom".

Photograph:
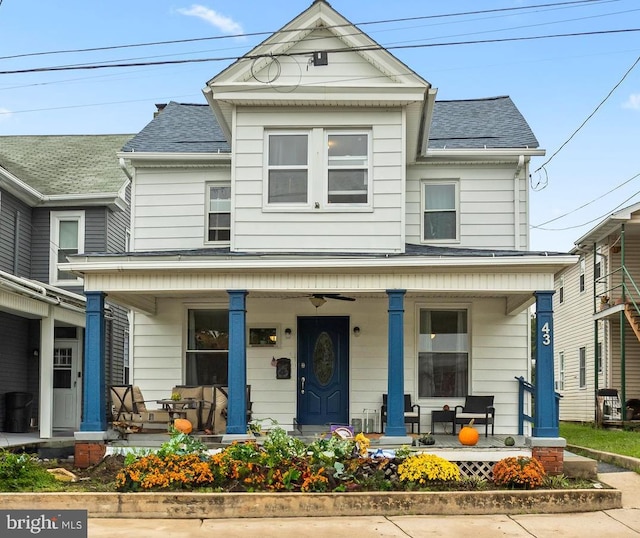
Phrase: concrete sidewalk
[{"left": 87, "top": 470, "right": 640, "bottom": 538}]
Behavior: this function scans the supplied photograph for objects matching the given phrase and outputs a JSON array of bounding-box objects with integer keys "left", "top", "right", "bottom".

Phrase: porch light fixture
[
  {"left": 284, "top": 328, "right": 292, "bottom": 338},
  {"left": 353, "top": 326, "right": 360, "bottom": 337},
  {"left": 309, "top": 296, "right": 326, "bottom": 308}
]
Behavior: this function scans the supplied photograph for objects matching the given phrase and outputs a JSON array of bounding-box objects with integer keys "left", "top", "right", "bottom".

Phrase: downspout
[
  {"left": 593, "top": 242, "right": 599, "bottom": 424},
  {"left": 514, "top": 155, "right": 524, "bottom": 250},
  {"left": 118, "top": 158, "right": 133, "bottom": 181}
]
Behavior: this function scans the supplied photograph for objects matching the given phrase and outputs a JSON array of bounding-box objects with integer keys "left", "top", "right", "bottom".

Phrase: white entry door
[{"left": 53, "top": 340, "right": 80, "bottom": 430}]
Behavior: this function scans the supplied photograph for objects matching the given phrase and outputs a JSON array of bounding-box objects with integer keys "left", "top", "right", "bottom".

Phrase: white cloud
[
  {"left": 0, "top": 108, "right": 12, "bottom": 122},
  {"left": 177, "top": 5, "right": 243, "bottom": 35},
  {"left": 622, "top": 93, "right": 640, "bottom": 110}
]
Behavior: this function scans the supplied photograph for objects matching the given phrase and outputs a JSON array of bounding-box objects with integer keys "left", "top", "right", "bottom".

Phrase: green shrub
[{"left": 0, "top": 450, "right": 59, "bottom": 491}]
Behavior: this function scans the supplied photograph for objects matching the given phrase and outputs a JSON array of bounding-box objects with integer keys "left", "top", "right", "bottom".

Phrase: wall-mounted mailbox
[{"left": 276, "top": 358, "right": 291, "bottom": 379}]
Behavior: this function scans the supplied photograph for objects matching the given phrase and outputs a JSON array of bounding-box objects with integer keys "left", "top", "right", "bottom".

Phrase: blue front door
[{"left": 297, "top": 316, "right": 349, "bottom": 426}]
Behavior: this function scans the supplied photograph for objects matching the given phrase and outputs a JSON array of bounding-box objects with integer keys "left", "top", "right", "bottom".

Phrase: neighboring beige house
[
  {"left": 65, "top": 1, "right": 575, "bottom": 438},
  {"left": 554, "top": 202, "right": 640, "bottom": 423}
]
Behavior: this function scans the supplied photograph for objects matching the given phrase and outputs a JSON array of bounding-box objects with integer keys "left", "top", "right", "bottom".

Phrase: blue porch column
[
  {"left": 80, "top": 291, "right": 106, "bottom": 431},
  {"left": 533, "top": 291, "right": 558, "bottom": 437},
  {"left": 227, "top": 290, "right": 248, "bottom": 434},
  {"left": 385, "top": 289, "right": 407, "bottom": 437}
]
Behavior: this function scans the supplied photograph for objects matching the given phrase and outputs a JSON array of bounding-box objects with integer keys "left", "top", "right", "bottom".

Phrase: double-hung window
[
  {"left": 418, "top": 309, "right": 468, "bottom": 398},
  {"left": 327, "top": 132, "right": 369, "bottom": 205},
  {"left": 50, "top": 210, "right": 84, "bottom": 285},
  {"left": 579, "top": 347, "right": 587, "bottom": 388},
  {"left": 267, "top": 132, "right": 309, "bottom": 205},
  {"left": 422, "top": 181, "right": 458, "bottom": 241},
  {"left": 579, "top": 256, "right": 586, "bottom": 293},
  {"left": 265, "top": 129, "right": 371, "bottom": 210},
  {"left": 186, "top": 309, "right": 229, "bottom": 385},
  {"left": 207, "top": 182, "right": 231, "bottom": 242}
]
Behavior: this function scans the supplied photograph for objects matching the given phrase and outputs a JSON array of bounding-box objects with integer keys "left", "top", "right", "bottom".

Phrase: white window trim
[
  {"left": 263, "top": 129, "right": 312, "bottom": 210},
  {"left": 579, "top": 256, "right": 586, "bottom": 294},
  {"left": 263, "top": 128, "right": 373, "bottom": 213},
  {"left": 579, "top": 347, "right": 587, "bottom": 389},
  {"left": 558, "top": 351, "right": 565, "bottom": 391},
  {"left": 420, "top": 179, "right": 460, "bottom": 243},
  {"left": 323, "top": 130, "right": 372, "bottom": 210},
  {"left": 205, "top": 181, "right": 231, "bottom": 245},
  {"left": 49, "top": 210, "right": 84, "bottom": 286}
]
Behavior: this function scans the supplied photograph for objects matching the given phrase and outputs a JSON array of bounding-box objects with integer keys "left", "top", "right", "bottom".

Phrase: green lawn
[{"left": 560, "top": 422, "right": 640, "bottom": 458}]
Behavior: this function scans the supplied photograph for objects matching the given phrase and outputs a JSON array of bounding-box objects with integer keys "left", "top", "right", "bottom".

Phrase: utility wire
[
  {"left": 533, "top": 187, "right": 640, "bottom": 231},
  {"left": 532, "top": 170, "right": 640, "bottom": 228},
  {"left": 533, "top": 53, "right": 640, "bottom": 174},
  {"left": 1, "top": 28, "right": 638, "bottom": 76},
  {"left": 0, "top": 0, "right": 615, "bottom": 62}
]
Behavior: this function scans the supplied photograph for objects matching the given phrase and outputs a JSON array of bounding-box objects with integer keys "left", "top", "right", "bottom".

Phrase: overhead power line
[
  {"left": 0, "top": 0, "right": 616, "bottom": 62},
  {"left": 1, "top": 27, "right": 638, "bottom": 76}
]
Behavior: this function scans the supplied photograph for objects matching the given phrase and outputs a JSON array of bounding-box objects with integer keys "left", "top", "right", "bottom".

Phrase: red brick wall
[
  {"left": 74, "top": 442, "right": 106, "bottom": 469},
  {"left": 532, "top": 446, "right": 564, "bottom": 475}
]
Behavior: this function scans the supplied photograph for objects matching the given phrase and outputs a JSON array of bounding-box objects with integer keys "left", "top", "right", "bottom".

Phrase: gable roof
[
  {"left": 428, "top": 96, "right": 538, "bottom": 149},
  {"left": 121, "top": 97, "right": 536, "bottom": 155},
  {"left": 0, "top": 134, "right": 132, "bottom": 196},
  {"left": 122, "top": 102, "right": 229, "bottom": 154}
]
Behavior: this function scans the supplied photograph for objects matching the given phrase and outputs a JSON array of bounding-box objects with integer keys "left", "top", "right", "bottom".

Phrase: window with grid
[
  {"left": 422, "top": 182, "right": 458, "bottom": 241},
  {"left": 207, "top": 183, "right": 231, "bottom": 242},
  {"left": 418, "top": 309, "right": 468, "bottom": 398}
]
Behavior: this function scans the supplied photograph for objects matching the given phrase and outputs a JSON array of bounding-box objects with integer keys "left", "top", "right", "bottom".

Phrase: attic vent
[{"left": 312, "top": 51, "right": 328, "bottom": 66}]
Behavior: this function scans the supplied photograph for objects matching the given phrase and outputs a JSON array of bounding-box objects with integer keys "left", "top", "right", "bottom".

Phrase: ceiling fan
[{"left": 308, "top": 293, "right": 355, "bottom": 307}]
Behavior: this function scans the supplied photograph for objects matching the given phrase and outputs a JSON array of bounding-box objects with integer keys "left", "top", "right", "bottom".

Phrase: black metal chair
[
  {"left": 381, "top": 394, "right": 421, "bottom": 434},
  {"left": 454, "top": 395, "right": 495, "bottom": 437}
]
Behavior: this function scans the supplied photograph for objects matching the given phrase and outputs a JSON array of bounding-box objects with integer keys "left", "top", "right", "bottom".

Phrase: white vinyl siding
[
  {"left": 234, "top": 107, "right": 403, "bottom": 253},
  {"left": 132, "top": 167, "right": 231, "bottom": 251},
  {"left": 49, "top": 210, "right": 84, "bottom": 285},
  {"left": 406, "top": 164, "right": 529, "bottom": 249},
  {"left": 130, "top": 295, "right": 529, "bottom": 434}
]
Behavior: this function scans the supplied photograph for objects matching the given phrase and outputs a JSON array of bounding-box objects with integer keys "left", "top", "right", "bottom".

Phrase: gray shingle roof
[
  {"left": 122, "top": 102, "right": 230, "bottom": 154},
  {"left": 120, "top": 97, "right": 537, "bottom": 154},
  {"left": 0, "top": 134, "right": 132, "bottom": 195},
  {"left": 428, "top": 96, "right": 539, "bottom": 149}
]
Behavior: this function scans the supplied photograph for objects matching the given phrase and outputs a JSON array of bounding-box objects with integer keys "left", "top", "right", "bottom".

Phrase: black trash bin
[{"left": 4, "top": 392, "right": 33, "bottom": 433}]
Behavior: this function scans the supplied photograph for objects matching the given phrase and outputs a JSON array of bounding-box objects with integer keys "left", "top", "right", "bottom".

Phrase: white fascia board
[
  {"left": 63, "top": 254, "right": 578, "bottom": 274},
  {"left": 43, "top": 193, "right": 127, "bottom": 211},
  {"left": 424, "top": 148, "right": 545, "bottom": 160},
  {"left": 117, "top": 152, "right": 231, "bottom": 163},
  {"left": 574, "top": 201, "right": 640, "bottom": 248},
  {"left": 0, "top": 167, "right": 44, "bottom": 206}
]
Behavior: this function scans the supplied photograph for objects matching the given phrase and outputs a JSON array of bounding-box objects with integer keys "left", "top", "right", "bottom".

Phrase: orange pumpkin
[
  {"left": 173, "top": 418, "right": 193, "bottom": 434},
  {"left": 458, "top": 420, "right": 479, "bottom": 446}
]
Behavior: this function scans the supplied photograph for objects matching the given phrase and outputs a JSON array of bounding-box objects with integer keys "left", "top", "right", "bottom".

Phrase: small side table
[{"left": 431, "top": 410, "right": 455, "bottom": 435}]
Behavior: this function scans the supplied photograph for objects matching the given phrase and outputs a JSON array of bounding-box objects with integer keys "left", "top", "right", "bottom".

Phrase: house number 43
[{"left": 540, "top": 322, "right": 551, "bottom": 346}]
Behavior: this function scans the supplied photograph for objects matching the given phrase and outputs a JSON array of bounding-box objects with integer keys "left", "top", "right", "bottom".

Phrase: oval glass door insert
[{"left": 313, "top": 331, "right": 335, "bottom": 386}]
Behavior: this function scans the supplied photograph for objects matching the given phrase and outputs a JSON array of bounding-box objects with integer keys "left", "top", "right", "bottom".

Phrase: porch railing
[{"left": 514, "top": 376, "right": 562, "bottom": 436}]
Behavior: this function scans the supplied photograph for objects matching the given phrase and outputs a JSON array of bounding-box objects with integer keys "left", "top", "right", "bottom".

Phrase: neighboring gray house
[{"left": 0, "top": 135, "right": 131, "bottom": 438}]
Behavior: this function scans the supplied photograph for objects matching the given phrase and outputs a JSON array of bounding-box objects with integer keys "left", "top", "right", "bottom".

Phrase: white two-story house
[{"left": 65, "top": 1, "right": 575, "bottom": 442}]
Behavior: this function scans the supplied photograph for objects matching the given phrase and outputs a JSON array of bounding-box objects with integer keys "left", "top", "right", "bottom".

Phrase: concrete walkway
[{"left": 88, "top": 469, "right": 640, "bottom": 537}]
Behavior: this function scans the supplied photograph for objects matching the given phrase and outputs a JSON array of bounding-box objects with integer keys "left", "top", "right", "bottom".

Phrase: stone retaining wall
[{"left": 0, "top": 489, "right": 621, "bottom": 518}]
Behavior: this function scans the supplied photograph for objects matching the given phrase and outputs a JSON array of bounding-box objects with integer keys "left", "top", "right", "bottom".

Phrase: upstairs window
[
  {"left": 559, "top": 276, "right": 565, "bottom": 304},
  {"left": 579, "top": 256, "right": 586, "bottom": 293},
  {"left": 422, "top": 181, "right": 458, "bottom": 241},
  {"left": 267, "top": 133, "right": 309, "bottom": 204},
  {"left": 207, "top": 182, "right": 231, "bottom": 242},
  {"left": 327, "top": 133, "right": 369, "bottom": 204},
  {"left": 50, "top": 211, "right": 84, "bottom": 285}
]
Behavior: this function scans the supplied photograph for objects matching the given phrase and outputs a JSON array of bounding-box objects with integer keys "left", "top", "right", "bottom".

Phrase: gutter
[{"left": 62, "top": 253, "right": 578, "bottom": 273}]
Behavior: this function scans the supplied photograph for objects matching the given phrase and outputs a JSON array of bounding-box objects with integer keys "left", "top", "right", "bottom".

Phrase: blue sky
[{"left": 1, "top": 0, "right": 639, "bottom": 253}]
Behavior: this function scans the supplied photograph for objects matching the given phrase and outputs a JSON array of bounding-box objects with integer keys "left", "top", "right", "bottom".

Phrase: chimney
[{"left": 154, "top": 103, "right": 167, "bottom": 118}]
